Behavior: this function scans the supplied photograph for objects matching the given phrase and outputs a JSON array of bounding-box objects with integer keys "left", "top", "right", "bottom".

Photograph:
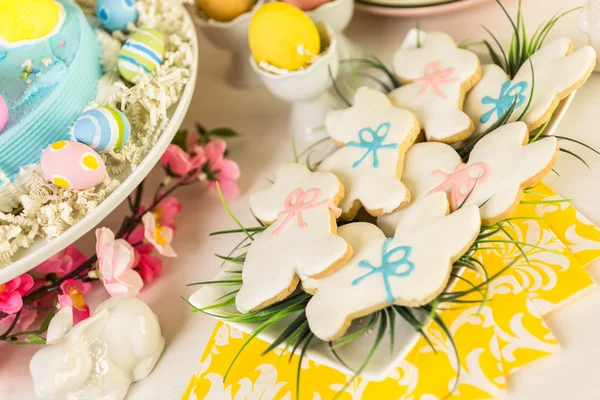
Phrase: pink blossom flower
[
  {"left": 160, "top": 144, "right": 206, "bottom": 179},
  {"left": 136, "top": 244, "right": 163, "bottom": 283},
  {"left": 136, "top": 197, "right": 181, "bottom": 231},
  {"left": 185, "top": 130, "right": 203, "bottom": 154},
  {"left": 127, "top": 228, "right": 163, "bottom": 284},
  {"left": 142, "top": 212, "right": 177, "bottom": 257},
  {"left": 198, "top": 140, "right": 240, "bottom": 199},
  {"left": 152, "top": 197, "right": 181, "bottom": 230},
  {"left": 34, "top": 245, "right": 86, "bottom": 278},
  {"left": 96, "top": 228, "right": 144, "bottom": 297},
  {"left": 0, "top": 306, "right": 38, "bottom": 331},
  {"left": 0, "top": 274, "right": 34, "bottom": 315},
  {"left": 57, "top": 279, "right": 91, "bottom": 323}
]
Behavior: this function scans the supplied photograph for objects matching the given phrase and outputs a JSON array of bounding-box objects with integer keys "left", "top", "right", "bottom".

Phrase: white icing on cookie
[
  {"left": 316, "top": 87, "right": 419, "bottom": 220},
  {"left": 388, "top": 29, "right": 481, "bottom": 143},
  {"left": 237, "top": 163, "right": 351, "bottom": 313},
  {"left": 303, "top": 193, "right": 481, "bottom": 341},
  {"left": 377, "top": 122, "right": 558, "bottom": 233},
  {"left": 464, "top": 38, "right": 596, "bottom": 136}
]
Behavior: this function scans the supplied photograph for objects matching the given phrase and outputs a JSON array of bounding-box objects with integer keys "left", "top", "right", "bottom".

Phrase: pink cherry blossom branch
[
  {"left": 0, "top": 126, "right": 240, "bottom": 343},
  {"left": 0, "top": 170, "right": 197, "bottom": 341}
]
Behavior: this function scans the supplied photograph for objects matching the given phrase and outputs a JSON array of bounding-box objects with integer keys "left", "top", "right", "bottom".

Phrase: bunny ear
[
  {"left": 47, "top": 306, "right": 74, "bottom": 344},
  {"left": 68, "top": 309, "right": 110, "bottom": 346}
]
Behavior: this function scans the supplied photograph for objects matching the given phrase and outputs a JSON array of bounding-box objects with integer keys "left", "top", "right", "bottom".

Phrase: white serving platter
[
  {"left": 0, "top": 9, "right": 199, "bottom": 284},
  {"left": 188, "top": 91, "right": 575, "bottom": 379}
]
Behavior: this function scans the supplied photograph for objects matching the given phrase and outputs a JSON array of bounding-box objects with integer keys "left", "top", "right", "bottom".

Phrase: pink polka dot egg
[{"left": 41, "top": 141, "right": 107, "bottom": 190}]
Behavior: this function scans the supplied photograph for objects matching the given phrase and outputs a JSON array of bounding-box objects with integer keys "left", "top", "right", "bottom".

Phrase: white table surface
[{"left": 2, "top": 0, "right": 600, "bottom": 398}]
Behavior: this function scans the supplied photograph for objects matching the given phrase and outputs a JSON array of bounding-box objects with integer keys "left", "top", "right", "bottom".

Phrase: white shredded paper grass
[{"left": 0, "top": 0, "right": 194, "bottom": 267}]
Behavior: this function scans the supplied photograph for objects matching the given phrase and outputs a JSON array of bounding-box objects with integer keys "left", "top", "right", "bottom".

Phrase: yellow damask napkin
[
  {"left": 183, "top": 185, "right": 600, "bottom": 399},
  {"left": 523, "top": 182, "right": 600, "bottom": 268},
  {"left": 488, "top": 202, "right": 596, "bottom": 316},
  {"left": 183, "top": 322, "right": 420, "bottom": 399}
]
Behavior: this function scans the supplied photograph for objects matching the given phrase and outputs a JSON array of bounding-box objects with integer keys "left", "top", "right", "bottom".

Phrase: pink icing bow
[
  {"left": 415, "top": 61, "right": 459, "bottom": 99},
  {"left": 430, "top": 162, "right": 492, "bottom": 211},
  {"left": 272, "top": 188, "right": 342, "bottom": 237}
]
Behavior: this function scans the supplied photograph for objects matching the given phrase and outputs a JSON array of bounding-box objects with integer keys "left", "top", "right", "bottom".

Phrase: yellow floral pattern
[
  {"left": 524, "top": 182, "right": 600, "bottom": 268},
  {"left": 488, "top": 202, "right": 596, "bottom": 316},
  {"left": 183, "top": 184, "right": 599, "bottom": 400}
]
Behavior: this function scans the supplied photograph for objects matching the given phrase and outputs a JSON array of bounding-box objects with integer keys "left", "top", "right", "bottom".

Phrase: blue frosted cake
[{"left": 0, "top": 0, "right": 102, "bottom": 186}]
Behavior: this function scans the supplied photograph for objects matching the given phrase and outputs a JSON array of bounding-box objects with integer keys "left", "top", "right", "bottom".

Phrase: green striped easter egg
[{"left": 118, "top": 28, "right": 165, "bottom": 83}]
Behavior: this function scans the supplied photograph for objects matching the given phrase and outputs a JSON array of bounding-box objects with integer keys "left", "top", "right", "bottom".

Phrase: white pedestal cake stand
[{"left": 0, "top": 10, "right": 199, "bottom": 284}]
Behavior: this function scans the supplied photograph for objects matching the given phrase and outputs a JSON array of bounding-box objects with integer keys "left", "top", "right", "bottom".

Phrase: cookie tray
[{"left": 188, "top": 91, "right": 575, "bottom": 381}]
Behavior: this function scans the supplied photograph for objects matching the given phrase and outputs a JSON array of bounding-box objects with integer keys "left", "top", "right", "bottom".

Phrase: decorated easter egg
[
  {"left": 249, "top": 3, "right": 321, "bottom": 71},
  {"left": 118, "top": 28, "right": 165, "bottom": 83},
  {"left": 73, "top": 107, "right": 131, "bottom": 152},
  {"left": 0, "top": 0, "right": 63, "bottom": 44},
  {"left": 96, "top": 0, "right": 138, "bottom": 32},
  {"left": 41, "top": 141, "right": 107, "bottom": 190},
  {"left": 197, "top": 0, "right": 256, "bottom": 22},
  {"left": 282, "top": 0, "right": 331, "bottom": 11},
  {"left": 0, "top": 95, "right": 7, "bottom": 132}
]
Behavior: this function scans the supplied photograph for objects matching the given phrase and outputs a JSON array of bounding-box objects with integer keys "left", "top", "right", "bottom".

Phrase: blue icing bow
[
  {"left": 352, "top": 238, "right": 415, "bottom": 304},
  {"left": 480, "top": 80, "right": 529, "bottom": 124},
  {"left": 346, "top": 122, "right": 398, "bottom": 168}
]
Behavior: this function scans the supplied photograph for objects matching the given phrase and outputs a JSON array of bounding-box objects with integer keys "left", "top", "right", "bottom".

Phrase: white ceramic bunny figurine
[
  {"left": 30, "top": 296, "right": 165, "bottom": 400},
  {"left": 578, "top": 0, "right": 600, "bottom": 72}
]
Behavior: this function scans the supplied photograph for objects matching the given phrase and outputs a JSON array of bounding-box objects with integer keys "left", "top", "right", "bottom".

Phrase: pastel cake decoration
[
  {"left": 464, "top": 38, "right": 596, "bottom": 136},
  {"left": 317, "top": 87, "right": 420, "bottom": 220},
  {"left": 236, "top": 163, "right": 353, "bottom": 313},
  {"left": 378, "top": 122, "right": 558, "bottom": 233},
  {"left": 303, "top": 193, "right": 481, "bottom": 341},
  {"left": 0, "top": 0, "right": 66, "bottom": 48},
  {"left": 388, "top": 29, "right": 482, "bottom": 144}
]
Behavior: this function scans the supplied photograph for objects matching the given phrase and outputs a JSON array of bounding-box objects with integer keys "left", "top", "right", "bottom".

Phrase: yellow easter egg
[
  {"left": 249, "top": 2, "right": 321, "bottom": 71},
  {"left": 197, "top": 0, "right": 256, "bottom": 22},
  {"left": 0, "top": 0, "right": 62, "bottom": 44}
]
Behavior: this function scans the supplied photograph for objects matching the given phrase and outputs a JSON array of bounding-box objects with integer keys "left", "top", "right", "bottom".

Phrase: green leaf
[
  {"left": 26, "top": 335, "right": 46, "bottom": 345},
  {"left": 209, "top": 226, "right": 266, "bottom": 236},
  {"left": 371, "top": 55, "right": 403, "bottom": 89},
  {"left": 554, "top": 135, "right": 600, "bottom": 157},
  {"left": 292, "top": 133, "right": 299, "bottom": 163},
  {"left": 329, "top": 65, "right": 351, "bottom": 107},
  {"left": 332, "top": 311, "right": 388, "bottom": 399},
  {"left": 205, "top": 127, "right": 238, "bottom": 138},
  {"left": 297, "top": 137, "right": 332, "bottom": 160},
  {"left": 331, "top": 313, "right": 378, "bottom": 349},
  {"left": 560, "top": 147, "right": 590, "bottom": 169},
  {"left": 263, "top": 312, "right": 308, "bottom": 355},
  {"left": 12, "top": 308, "right": 57, "bottom": 337},
  {"left": 171, "top": 129, "right": 188, "bottom": 152},
  {"left": 481, "top": 38, "right": 505, "bottom": 72},
  {"left": 216, "top": 182, "right": 254, "bottom": 241},
  {"left": 296, "top": 333, "right": 314, "bottom": 400},
  {"left": 517, "top": 58, "right": 535, "bottom": 122}
]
